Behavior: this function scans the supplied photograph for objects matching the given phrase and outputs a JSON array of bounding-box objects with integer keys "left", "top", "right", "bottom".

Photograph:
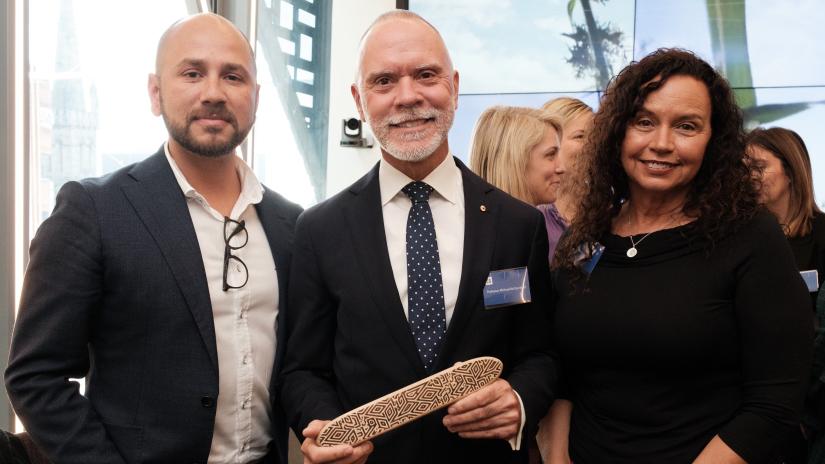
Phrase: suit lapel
[
  {"left": 120, "top": 151, "right": 219, "bottom": 372},
  {"left": 254, "top": 191, "right": 293, "bottom": 379},
  {"left": 344, "top": 165, "right": 427, "bottom": 377},
  {"left": 437, "top": 160, "right": 498, "bottom": 369}
]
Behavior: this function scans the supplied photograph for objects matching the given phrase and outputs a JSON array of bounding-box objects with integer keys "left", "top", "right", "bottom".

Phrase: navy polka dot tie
[{"left": 402, "top": 181, "right": 447, "bottom": 372}]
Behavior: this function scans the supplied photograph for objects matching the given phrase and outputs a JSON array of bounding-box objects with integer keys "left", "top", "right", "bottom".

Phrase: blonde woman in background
[
  {"left": 539, "top": 97, "right": 594, "bottom": 230},
  {"left": 469, "top": 106, "right": 564, "bottom": 262},
  {"left": 533, "top": 98, "right": 593, "bottom": 464}
]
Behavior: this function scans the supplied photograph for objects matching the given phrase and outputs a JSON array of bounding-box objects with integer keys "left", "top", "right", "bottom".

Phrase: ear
[
  {"left": 351, "top": 83, "right": 366, "bottom": 121},
  {"left": 254, "top": 83, "right": 261, "bottom": 114},
  {"left": 148, "top": 74, "right": 162, "bottom": 116},
  {"left": 451, "top": 70, "right": 460, "bottom": 110}
]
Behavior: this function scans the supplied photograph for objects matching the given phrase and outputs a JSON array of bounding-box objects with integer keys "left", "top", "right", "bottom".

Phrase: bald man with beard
[{"left": 5, "top": 13, "right": 300, "bottom": 464}]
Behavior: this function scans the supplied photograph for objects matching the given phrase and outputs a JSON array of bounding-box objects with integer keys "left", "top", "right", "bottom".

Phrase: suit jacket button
[{"left": 201, "top": 396, "right": 215, "bottom": 408}]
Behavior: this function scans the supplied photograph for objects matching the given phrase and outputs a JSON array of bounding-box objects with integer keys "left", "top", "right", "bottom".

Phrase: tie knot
[{"left": 402, "top": 181, "right": 434, "bottom": 204}]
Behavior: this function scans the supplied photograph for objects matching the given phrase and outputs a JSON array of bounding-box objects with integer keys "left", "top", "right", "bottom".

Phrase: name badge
[
  {"left": 800, "top": 269, "right": 819, "bottom": 292},
  {"left": 483, "top": 267, "right": 531, "bottom": 309},
  {"left": 573, "top": 242, "right": 605, "bottom": 276}
]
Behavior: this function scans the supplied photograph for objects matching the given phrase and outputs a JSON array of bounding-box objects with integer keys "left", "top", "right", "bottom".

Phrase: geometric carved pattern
[{"left": 316, "top": 357, "right": 503, "bottom": 446}]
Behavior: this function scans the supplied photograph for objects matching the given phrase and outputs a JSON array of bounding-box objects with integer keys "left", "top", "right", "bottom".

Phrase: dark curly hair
[{"left": 554, "top": 48, "right": 761, "bottom": 273}]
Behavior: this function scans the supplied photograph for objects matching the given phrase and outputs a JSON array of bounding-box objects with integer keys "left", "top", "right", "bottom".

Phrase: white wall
[{"left": 324, "top": 0, "right": 396, "bottom": 198}]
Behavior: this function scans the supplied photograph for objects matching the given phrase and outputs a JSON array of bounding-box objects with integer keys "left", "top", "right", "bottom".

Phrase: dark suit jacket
[
  {"left": 280, "top": 158, "right": 557, "bottom": 463},
  {"left": 5, "top": 149, "right": 301, "bottom": 464}
]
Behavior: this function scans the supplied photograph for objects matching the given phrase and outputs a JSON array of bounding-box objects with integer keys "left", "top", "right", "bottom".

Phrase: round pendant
[{"left": 626, "top": 247, "right": 638, "bottom": 258}]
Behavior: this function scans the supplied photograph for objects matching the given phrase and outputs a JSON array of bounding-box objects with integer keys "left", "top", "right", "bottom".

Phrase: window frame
[{"left": 1, "top": 0, "right": 25, "bottom": 432}]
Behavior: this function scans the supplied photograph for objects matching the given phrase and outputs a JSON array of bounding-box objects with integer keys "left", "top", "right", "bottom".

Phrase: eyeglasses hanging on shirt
[{"left": 223, "top": 217, "right": 249, "bottom": 291}]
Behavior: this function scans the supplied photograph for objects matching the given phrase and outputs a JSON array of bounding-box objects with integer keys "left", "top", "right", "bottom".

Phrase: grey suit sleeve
[
  {"left": 4, "top": 181, "right": 127, "bottom": 464},
  {"left": 279, "top": 210, "right": 345, "bottom": 436}
]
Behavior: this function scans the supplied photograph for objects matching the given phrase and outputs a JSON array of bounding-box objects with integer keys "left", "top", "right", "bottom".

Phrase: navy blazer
[
  {"left": 5, "top": 149, "right": 301, "bottom": 464},
  {"left": 280, "top": 158, "right": 557, "bottom": 464}
]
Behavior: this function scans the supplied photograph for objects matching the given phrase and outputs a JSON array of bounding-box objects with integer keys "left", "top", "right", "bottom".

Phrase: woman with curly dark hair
[{"left": 546, "top": 49, "right": 813, "bottom": 463}]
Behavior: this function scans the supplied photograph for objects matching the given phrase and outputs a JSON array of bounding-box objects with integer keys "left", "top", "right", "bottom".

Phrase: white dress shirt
[
  {"left": 379, "top": 154, "right": 465, "bottom": 324},
  {"left": 378, "top": 154, "right": 526, "bottom": 449},
  {"left": 165, "top": 145, "right": 278, "bottom": 464}
]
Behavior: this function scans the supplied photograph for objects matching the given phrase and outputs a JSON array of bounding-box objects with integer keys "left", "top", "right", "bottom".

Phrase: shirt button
[
  {"left": 242, "top": 355, "right": 250, "bottom": 365},
  {"left": 242, "top": 399, "right": 250, "bottom": 409},
  {"left": 200, "top": 396, "right": 215, "bottom": 408}
]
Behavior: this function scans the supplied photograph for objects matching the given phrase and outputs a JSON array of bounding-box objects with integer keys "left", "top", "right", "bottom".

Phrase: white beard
[{"left": 366, "top": 106, "right": 454, "bottom": 162}]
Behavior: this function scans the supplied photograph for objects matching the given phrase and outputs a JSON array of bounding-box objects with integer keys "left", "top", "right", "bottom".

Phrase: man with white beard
[{"left": 280, "top": 10, "right": 557, "bottom": 464}]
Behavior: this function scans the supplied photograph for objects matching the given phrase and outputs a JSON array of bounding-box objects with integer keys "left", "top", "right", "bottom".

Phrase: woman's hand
[
  {"left": 536, "top": 399, "right": 573, "bottom": 464},
  {"left": 693, "top": 435, "right": 746, "bottom": 464}
]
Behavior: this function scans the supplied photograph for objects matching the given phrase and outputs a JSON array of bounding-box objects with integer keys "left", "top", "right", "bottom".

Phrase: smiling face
[
  {"left": 148, "top": 14, "right": 259, "bottom": 158},
  {"left": 621, "top": 75, "right": 712, "bottom": 206},
  {"left": 525, "top": 126, "right": 563, "bottom": 205},
  {"left": 351, "top": 17, "right": 459, "bottom": 164}
]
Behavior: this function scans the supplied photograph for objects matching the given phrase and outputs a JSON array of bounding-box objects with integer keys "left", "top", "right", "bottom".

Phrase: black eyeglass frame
[{"left": 223, "top": 217, "right": 249, "bottom": 291}]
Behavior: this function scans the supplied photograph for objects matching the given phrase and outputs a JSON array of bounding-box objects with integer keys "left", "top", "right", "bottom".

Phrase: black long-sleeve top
[
  {"left": 789, "top": 211, "right": 825, "bottom": 310},
  {"left": 554, "top": 211, "right": 813, "bottom": 463}
]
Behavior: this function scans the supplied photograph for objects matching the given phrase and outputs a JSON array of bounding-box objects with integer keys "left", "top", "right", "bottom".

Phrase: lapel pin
[{"left": 480, "top": 205, "right": 487, "bottom": 212}]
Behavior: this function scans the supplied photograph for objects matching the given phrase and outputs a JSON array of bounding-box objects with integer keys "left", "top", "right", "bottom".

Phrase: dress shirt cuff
[{"left": 507, "top": 389, "right": 527, "bottom": 451}]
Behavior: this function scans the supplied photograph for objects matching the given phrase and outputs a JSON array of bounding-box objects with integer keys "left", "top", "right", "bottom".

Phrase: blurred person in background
[
  {"left": 539, "top": 97, "right": 594, "bottom": 229},
  {"left": 469, "top": 105, "right": 565, "bottom": 260},
  {"left": 809, "top": 286, "right": 825, "bottom": 463},
  {"left": 532, "top": 97, "right": 592, "bottom": 464},
  {"left": 747, "top": 126, "right": 825, "bottom": 463},
  {"left": 746, "top": 127, "right": 825, "bottom": 308}
]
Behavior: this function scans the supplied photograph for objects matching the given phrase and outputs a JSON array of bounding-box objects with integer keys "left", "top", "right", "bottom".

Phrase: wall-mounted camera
[{"left": 340, "top": 118, "right": 374, "bottom": 148}]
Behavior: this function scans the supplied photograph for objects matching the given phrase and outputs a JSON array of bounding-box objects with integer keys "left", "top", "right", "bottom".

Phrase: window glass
[
  {"left": 412, "top": 0, "right": 825, "bottom": 204},
  {"left": 253, "top": 0, "right": 332, "bottom": 206},
  {"left": 636, "top": 0, "right": 825, "bottom": 88},
  {"left": 412, "top": 0, "right": 636, "bottom": 94},
  {"left": 28, "top": 0, "right": 190, "bottom": 228},
  {"left": 253, "top": 49, "right": 316, "bottom": 207},
  {"left": 22, "top": 0, "right": 191, "bottom": 425}
]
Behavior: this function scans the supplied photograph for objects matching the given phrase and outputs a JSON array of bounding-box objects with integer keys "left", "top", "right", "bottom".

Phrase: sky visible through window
[
  {"left": 28, "top": 0, "right": 318, "bottom": 226},
  {"left": 413, "top": 0, "right": 825, "bottom": 204}
]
